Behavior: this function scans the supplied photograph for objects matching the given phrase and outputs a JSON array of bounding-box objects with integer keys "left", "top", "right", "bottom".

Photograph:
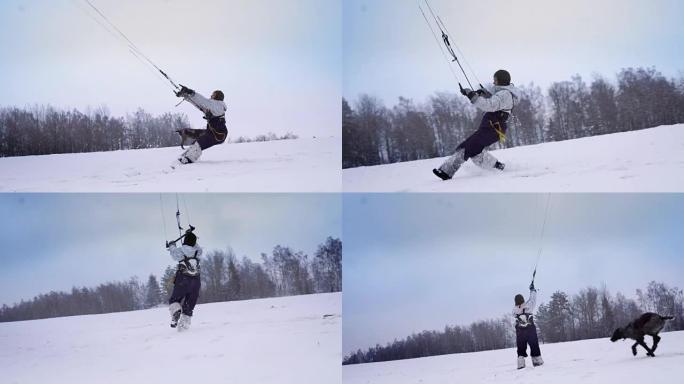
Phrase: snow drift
[
  {"left": 0, "top": 137, "right": 341, "bottom": 192},
  {"left": 343, "top": 124, "right": 684, "bottom": 192},
  {"left": 0, "top": 293, "right": 341, "bottom": 384},
  {"left": 343, "top": 330, "right": 684, "bottom": 384}
]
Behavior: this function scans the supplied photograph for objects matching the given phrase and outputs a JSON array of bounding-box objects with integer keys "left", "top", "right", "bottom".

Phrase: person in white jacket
[
  {"left": 513, "top": 281, "right": 544, "bottom": 369},
  {"left": 433, "top": 69, "right": 521, "bottom": 180},
  {"left": 167, "top": 230, "right": 202, "bottom": 331},
  {"left": 173, "top": 85, "right": 228, "bottom": 166}
]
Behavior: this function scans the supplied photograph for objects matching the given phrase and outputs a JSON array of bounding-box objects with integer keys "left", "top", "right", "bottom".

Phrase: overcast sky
[
  {"left": 343, "top": 193, "right": 684, "bottom": 355},
  {"left": 343, "top": 0, "right": 684, "bottom": 105},
  {"left": 0, "top": 0, "right": 341, "bottom": 138},
  {"left": 0, "top": 193, "right": 341, "bottom": 306}
]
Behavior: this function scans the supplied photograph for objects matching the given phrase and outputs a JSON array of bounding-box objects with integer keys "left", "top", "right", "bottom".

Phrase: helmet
[
  {"left": 211, "top": 90, "right": 224, "bottom": 101},
  {"left": 183, "top": 232, "right": 197, "bottom": 247},
  {"left": 494, "top": 69, "right": 511, "bottom": 86},
  {"left": 514, "top": 294, "right": 525, "bottom": 306}
]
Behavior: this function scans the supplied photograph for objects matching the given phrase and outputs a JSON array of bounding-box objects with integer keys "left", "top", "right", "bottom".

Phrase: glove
[
  {"left": 175, "top": 85, "right": 195, "bottom": 98},
  {"left": 529, "top": 282, "right": 536, "bottom": 291},
  {"left": 459, "top": 84, "right": 477, "bottom": 101},
  {"left": 476, "top": 88, "right": 491, "bottom": 97},
  {"left": 461, "top": 88, "right": 476, "bottom": 100}
]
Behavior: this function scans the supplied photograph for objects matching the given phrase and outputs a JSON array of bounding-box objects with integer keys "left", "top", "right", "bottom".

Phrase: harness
[
  {"left": 488, "top": 112, "right": 509, "bottom": 144},
  {"left": 487, "top": 89, "right": 515, "bottom": 144},
  {"left": 178, "top": 250, "right": 200, "bottom": 277},
  {"left": 204, "top": 112, "right": 227, "bottom": 142},
  {"left": 515, "top": 308, "right": 534, "bottom": 328}
]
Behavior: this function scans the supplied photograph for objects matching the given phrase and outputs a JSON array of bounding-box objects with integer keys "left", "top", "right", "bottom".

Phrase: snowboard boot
[
  {"left": 517, "top": 356, "right": 526, "bottom": 370},
  {"left": 169, "top": 302, "right": 182, "bottom": 328},
  {"left": 494, "top": 161, "right": 505, "bottom": 171},
  {"left": 172, "top": 142, "right": 202, "bottom": 169},
  {"left": 170, "top": 310, "right": 181, "bottom": 328},
  {"left": 177, "top": 314, "right": 192, "bottom": 332},
  {"left": 432, "top": 168, "right": 451, "bottom": 181},
  {"left": 532, "top": 356, "right": 544, "bottom": 367}
]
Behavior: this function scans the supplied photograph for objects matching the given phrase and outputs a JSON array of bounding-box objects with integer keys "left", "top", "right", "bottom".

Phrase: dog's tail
[{"left": 660, "top": 315, "right": 675, "bottom": 321}]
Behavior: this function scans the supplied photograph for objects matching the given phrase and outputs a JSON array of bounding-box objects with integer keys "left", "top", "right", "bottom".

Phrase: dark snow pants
[
  {"left": 457, "top": 111, "right": 508, "bottom": 160},
  {"left": 197, "top": 117, "right": 228, "bottom": 150},
  {"left": 438, "top": 111, "right": 508, "bottom": 177},
  {"left": 168, "top": 272, "right": 201, "bottom": 316},
  {"left": 516, "top": 324, "right": 541, "bottom": 357}
]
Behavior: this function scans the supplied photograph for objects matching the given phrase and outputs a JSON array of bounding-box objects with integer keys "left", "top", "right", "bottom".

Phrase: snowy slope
[
  {"left": 343, "top": 125, "right": 684, "bottom": 192},
  {"left": 0, "top": 293, "right": 341, "bottom": 384},
  {"left": 343, "top": 330, "right": 684, "bottom": 384},
  {"left": 0, "top": 137, "right": 341, "bottom": 192}
]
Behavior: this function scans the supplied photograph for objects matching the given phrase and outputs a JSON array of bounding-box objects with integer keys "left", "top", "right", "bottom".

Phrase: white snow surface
[
  {"left": 343, "top": 330, "right": 684, "bottom": 384},
  {"left": 0, "top": 137, "right": 341, "bottom": 192},
  {"left": 343, "top": 125, "right": 684, "bottom": 192},
  {"left": 0, "top": 293, "right": 341, "bottom": 384}
]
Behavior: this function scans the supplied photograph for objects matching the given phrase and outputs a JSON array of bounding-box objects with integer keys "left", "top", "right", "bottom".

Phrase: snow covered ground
[
  {"left": 343, "top": 125, "right": 684, "bottom": 192},
  {"left": 343, "top": 330, "right": 684, "bottom": 384},
  {"left": 0, "top": 293, "right": 341, "bottom": 384},
  {"left": 0, "top": 137, "right": 341, "bottom": 192}
]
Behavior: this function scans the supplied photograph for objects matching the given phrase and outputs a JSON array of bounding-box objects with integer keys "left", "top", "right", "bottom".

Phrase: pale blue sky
[
  {"left": 344, "top": 0, "right": 684, "bottom": 104},
  {"left": 0, "top": 0, "right": 341, "bottom": 139},
  {"left": 343, "top": 194, "right": 684, "bottom": 354},
  {"left": 0, "top": 193, "right": 341, "bottom": 306}
]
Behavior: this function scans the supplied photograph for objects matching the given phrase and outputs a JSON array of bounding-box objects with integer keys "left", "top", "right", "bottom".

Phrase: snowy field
[
  {"left": 343, "top": 330, "right": 684, "bottom": 384},
  {"left": 343, "top": 124, "right": 684, "bottom": 192},
  {"left": 0, "top": 137, "right": 341, "bottom": 192},
  {"left": 0, "top": 293, "right": 341, "bottom": 384}
]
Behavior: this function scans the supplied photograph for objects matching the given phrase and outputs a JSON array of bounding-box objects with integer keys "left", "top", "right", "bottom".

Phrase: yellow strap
[
  {"left": 495, "top": 126, "right": 506, "bottom": 143},
  {"left": 489, "top": 120, "right": 507, "bottom": 143}
]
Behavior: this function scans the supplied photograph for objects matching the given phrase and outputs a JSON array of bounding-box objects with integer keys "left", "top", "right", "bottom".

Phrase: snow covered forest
[
  {"left": 342, "top": 280, "right": 684, "bottom": 365},
  {"left": 343, "top": 67, "right": 684, "bottom": 168},
  {"left": 0, "top": 106, "right": 187, "bottom": 156},
  {"left": 0, "top": 237, "right": 341, "bottom": 322},
  {"left": 0, "top": 105, "right": 299, "bottom": 157}
]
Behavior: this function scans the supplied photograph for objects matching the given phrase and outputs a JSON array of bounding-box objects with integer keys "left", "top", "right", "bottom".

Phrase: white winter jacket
[
  {"left": 513, "top": 289, "right": 537, "bottom": 320},
  {"left": 168, "top": 243, "right": 203, "bottom": 261},
  {"left": 184, "top": 92, "right": 227, "bottom": 118},
  {"left": 471, "top": 84, "right": 521, "bottom": 114},
  {"left": 168, "top": 243, "right": 203, "bottom": 276}
]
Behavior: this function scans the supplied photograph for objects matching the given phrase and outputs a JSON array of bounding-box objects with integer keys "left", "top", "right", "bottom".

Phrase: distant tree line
[
  {"left": 0, "top": 105, "right": 188, "bottom": 157},
  {"left": 342, "top": 280, "right": 684, "bottom": 365},
  {"left": 231, "top": 132, "right": 299, "bottom": 143},
  {"left": 343, "top": 67, "right": 684, "bottom": 168},
  {"left": 0, "top": 105, "right": 302, "bottom": 157},
  {"left": 0, "top": 237, "right": 341, "bottom": 322},
  {"left": 343, "top": 316, "right": 514, "bottom": 365}
]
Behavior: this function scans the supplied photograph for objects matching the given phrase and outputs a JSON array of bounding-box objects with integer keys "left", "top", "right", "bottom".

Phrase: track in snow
[
  {"left": 0, "top": 137, "right": 341, "bottom": 192},
  {"left": 343, "top": 125, "right": 684, "bottom": 192}
]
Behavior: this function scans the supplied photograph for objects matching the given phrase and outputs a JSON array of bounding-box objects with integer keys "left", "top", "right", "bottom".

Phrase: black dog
[
  {"left": 610, "top": 312, "right": 674, "bottom": 357},
  {"left": 176, "top": 128, "right": 206, "bottom": 149}
]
